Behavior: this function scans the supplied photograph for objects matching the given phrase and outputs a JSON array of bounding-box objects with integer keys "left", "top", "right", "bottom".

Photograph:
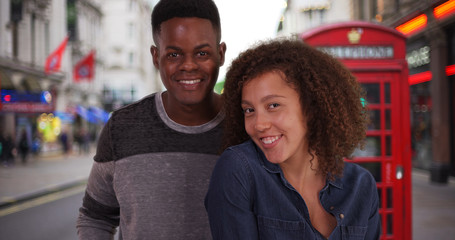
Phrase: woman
[{"left": 205, "top": 38, "right": 380, "bottom": 239}]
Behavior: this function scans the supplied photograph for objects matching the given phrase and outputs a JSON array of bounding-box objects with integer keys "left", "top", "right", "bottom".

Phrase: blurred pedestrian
[
  {"left": 3, "top": 135, "right": 15, "bottom": 166},
  {"left": 17, "top": 129, "right": 29, "bottom": 164},
  {"left": 59, "top": 130, "right": 70, "bottom": 155},
  {"left": 77, "top": 0, "right": 227, "bottom": 239},
  {"left": 31, "top": 134, "right": 41, "bottom": 156},
  {"left": 0, "top": 134, "right": 5, "bottom": 166}
]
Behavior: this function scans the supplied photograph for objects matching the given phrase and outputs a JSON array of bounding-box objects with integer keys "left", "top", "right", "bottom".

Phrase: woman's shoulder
[
  {"left": 342, "top": 161, "right": 377, "bottom": 190},
  {"left": 217, "top": 140, "right": 262, "bottom": 170}
]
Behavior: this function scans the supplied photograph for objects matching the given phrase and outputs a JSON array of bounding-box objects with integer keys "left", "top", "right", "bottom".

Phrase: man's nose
[{"left": 180, "top": 55, "right": 198, "bottom": 71}]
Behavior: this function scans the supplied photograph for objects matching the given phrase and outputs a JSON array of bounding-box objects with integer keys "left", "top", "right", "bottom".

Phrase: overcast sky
[{"left": 214, "top": 0, "right": 285, "bottom": 81}]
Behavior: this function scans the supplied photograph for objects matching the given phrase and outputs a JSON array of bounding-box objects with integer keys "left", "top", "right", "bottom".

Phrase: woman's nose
[{"left": 254, "top": 112, "right": 271, "bottom": 132}]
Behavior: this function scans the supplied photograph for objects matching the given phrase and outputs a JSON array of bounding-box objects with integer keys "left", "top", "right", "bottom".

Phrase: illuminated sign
[
  {"left": 434, "top": 0, "right": 455, "bottom": 19},
  {"left": 317, "top": 46, "right": 394, "bottom": 59},
  {"left": 406, "top": 46, "right": 430, "bottom": 69},
  {"left": 1, "top": 90, "right": 52, "bottom": 103},
  {"left": 1, "top": 102, "right": 54, "bottom": 113},
  {"left": 396, "top": 0, "right": 455, "bottom": 35},
  {"left": 396, "top": 14, "right": 427, "bottom": 35}
]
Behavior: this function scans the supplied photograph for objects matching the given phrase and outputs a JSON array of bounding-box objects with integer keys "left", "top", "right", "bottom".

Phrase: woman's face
[{"left": 241, "top": 71, "right": 309, "bottom": 166}]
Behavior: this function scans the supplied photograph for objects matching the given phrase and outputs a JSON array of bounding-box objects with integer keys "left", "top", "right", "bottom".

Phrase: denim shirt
[{"left": 205, "top": 140, "right": 380, "bottom": 240}]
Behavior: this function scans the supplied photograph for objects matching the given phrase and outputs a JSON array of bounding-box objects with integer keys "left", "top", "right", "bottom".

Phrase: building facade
[
  {"left": 0, "top": 0, "right": 67, "bottom": 153},
  {"left": 278, "top": 0, "right": 455, "bottom": 183},
  {"left": 0, "top": 0, "right": 162, "bottom": 156},
  {"left": 100, "top": 0, "right": 161, "bottom": 112},
  {"left": 277, "top": 0, "right": 354, "bottom": 37},
  {"left": 381, "top": 0, "right": 455, "bottom": 183}
]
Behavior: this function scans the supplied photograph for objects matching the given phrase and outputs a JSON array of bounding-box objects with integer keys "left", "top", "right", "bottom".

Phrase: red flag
[
  {"left": 73, "top": 50, "right": 95, "bottom": 82},
  {"left": 45, "top": 36, "right": 68, "bottom": 74}
]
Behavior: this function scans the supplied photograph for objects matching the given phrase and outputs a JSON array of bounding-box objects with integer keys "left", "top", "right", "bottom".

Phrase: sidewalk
[
  {"left": 0, "top": 150, "right": 94, "bottom": 208},
  {"left": 1, "top": 152, "right": 454, "bottom": 239},
  {"left": 412, "top": 168, "right": 455, "bottom": 240}
]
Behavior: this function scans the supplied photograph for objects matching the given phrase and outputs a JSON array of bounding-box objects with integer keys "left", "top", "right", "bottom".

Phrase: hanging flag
[
  {"left": 73, "top": 50, "right": 95, "bottom": 82},
  {"left": 45, "top": 36, "right": 69, "bottom": 74}
]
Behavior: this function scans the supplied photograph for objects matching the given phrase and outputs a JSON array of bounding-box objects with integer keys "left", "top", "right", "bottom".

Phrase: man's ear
[
  {"left": 151, "top": 46, "right": 159, "bottom": 69},
  {"left": 218, "top": 42, "right": 227, "bottom": 67}
]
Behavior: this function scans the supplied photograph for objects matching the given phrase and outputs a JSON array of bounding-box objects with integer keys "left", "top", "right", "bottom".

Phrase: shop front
[
  {"left": 392, "top": 0, "right": 455, "bottom": 182},
  {"left": 0, "top": 65, "right": 64, "bottom": 156}
]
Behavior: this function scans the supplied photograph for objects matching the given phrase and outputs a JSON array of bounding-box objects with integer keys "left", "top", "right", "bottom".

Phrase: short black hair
[{"left": 151, "top": 0, "right": 221, "bottom": 43}]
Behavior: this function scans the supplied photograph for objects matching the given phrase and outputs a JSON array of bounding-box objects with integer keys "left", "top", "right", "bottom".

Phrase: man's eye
[
  {"left": 168, "top": 53, "right": 179, "bottom": 58},
  {"left": 197, "top": 51, "right": 208, "bottom": 57}
]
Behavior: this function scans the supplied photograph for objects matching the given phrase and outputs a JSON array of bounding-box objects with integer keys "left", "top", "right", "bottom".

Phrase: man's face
[{"left": 151, "top": 17, "right": 226, "bottom": 106}]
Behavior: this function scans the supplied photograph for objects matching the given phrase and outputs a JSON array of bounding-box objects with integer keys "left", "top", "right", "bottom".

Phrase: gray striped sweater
[{"left": 77, "top": 92, "right": 224, "bottom": 239}]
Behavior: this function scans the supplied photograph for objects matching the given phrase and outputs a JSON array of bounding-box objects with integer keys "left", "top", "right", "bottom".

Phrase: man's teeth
[
  {"left": 261, "top": 136, "right": 280, "bottom": 144},
  {"left": 180, "top": 79, "right": 201, "bottom": 84}
]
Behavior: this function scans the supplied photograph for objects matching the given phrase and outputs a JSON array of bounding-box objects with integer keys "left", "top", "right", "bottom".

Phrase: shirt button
[
  {"left": 330, "top": 206, "right": 335, "bottom": 210},
  {"left": 340, "top": 213, "right": 345, "bottom": 219}
]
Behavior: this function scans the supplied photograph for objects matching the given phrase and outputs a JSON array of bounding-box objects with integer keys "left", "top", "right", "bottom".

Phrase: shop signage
[
  {"left": 317, "top": 46, "right": 394, "bottom": 59},
  {"left": 406, "top": 46, "right": 430, "bottom": 69},
  {"left": 1, "top": 102, "right": 55, "bottom": 113}
]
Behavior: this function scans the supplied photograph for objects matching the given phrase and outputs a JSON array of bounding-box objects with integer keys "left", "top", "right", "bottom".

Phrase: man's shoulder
[{"left": 110, "top": 93, "right": 157, "bottom": 121}]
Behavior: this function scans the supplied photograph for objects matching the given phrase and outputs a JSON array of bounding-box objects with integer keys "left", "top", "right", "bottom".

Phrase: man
[{"left": 76, "top": 0, "right": 226, "bottom": 238}]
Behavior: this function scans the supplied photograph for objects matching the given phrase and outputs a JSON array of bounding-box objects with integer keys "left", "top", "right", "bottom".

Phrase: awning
[
  {"left": 0, "top": 68, "right": 43, "bottom": 92},
  {"left": 0, "top": 70, "right": 15, "bottom": 89},
  {"left": 23, "top": 76, "right": 42, "bottom": 92},
  {"left": 89, "top": 106, "right": 110, "bottom": 123},
  {"left": 54, "top": 111, "right": 75, "bottom": 123},
  {"left": 76, "top": 105, "right": 110, "bottom": 124}
]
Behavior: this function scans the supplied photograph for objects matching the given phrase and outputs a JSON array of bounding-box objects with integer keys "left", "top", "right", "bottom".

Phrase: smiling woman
[{"left": 205, "top": 38, "right": 381, "bottom": 240}]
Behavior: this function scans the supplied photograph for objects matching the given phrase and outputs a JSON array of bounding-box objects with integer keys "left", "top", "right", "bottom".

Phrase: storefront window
[{"left": 410, "top": 81, "right": 432, "bottom": 169}]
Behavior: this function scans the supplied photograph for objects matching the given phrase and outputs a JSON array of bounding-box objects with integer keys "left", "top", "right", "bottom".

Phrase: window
[{"left": 129, "top": 52, "right": 134, "bottom": 66}]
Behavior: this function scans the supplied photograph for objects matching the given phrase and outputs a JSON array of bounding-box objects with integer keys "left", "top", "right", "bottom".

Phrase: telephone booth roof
[{"left": 300, "top": 21, "right": 407, "bottom": 60}]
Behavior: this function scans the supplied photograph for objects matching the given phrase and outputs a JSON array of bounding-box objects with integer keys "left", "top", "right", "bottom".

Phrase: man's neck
[{"left": 162, "top": 92, "right": 222, "bottom": 126}]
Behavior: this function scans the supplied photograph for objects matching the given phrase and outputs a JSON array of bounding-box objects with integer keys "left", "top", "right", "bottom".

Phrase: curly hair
[
  {"left": 222, "top": 38, "right": 368, "bottom": 178},
  {"left": 151, "top": 0, "right": 221, "bottom": 43}
]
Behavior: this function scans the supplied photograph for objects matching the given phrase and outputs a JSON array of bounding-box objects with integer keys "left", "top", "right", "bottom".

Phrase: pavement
[
  {"left": 0, "top": 150, "right": 454, "bottom": 239},
  {"left": 0, "top": 149, "right": 94, "bottom": 209}
]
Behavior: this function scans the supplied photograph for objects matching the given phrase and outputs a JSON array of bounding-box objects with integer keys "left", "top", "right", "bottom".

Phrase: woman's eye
[
  {"left": 243, "top": 108, "right": 254, "bottom": 114},
  {"left": 268, "top": 103, "right": 280, "bottom": 109}
]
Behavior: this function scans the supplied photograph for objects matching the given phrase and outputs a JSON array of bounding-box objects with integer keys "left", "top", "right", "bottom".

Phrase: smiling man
[{"left": 76, "top": 0, "right": 226, "bottom": 239}]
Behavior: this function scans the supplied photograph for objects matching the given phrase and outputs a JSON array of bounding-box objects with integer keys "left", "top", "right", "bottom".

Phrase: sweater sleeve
[{"left": 77, "top": 120, "right": 120, "bottom": 239}]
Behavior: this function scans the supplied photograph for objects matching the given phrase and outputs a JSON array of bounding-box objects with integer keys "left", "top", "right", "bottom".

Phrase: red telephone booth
[{"left": 301, "top": 21, "right": 412, "bottom": 240}]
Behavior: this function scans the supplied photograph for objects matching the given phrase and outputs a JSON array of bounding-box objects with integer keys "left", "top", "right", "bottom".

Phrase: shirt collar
[
  {"left": 252, "top": 140, "right": 344, "bottom": 190},
  {"left": 327, "top": 174, "right": 343, "bottom": 189},
  {"left": 253, "top": 143, "right": 281, "bottom": 174}
]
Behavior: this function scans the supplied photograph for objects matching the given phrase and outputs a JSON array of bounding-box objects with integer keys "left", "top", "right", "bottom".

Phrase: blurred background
[{"left": 0, "top": 0, "right": 454, "bottom": 239}]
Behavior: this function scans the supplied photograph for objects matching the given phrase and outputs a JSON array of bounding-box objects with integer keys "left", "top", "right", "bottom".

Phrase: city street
[
  {"left": 0, "top": 151, "right": 454, "bottom": 239},
  {"left": 0, "top": 187, "right": 85, "bottom": 240}
]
